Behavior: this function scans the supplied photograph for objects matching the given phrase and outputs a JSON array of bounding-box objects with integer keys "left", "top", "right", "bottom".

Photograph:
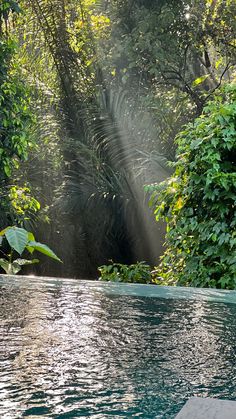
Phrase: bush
[
  {"left": 148, "top": 84, "right": 236, "bottom": 289},
  {"left": 98, "top": 261, "right": 153, "bottom": 284}
]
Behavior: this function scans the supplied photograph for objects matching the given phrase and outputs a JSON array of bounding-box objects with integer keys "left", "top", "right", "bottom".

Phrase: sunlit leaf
[
  {"left": 192, "top": 75, "right": 209, "bottom": 87},
  {"left": 0, "top": 259, "right": 10, "bottom": 274},
  {"left": 5, "top": 227, "right": 28, "bottom": 255},
  {"left": 28, "top": 241, "right": 62, "bottom": 262}
]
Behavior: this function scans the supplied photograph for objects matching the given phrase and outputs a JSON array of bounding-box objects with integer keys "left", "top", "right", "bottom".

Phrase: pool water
[{"left": 1, "top": 277, "right": 236, "bottom": 418}]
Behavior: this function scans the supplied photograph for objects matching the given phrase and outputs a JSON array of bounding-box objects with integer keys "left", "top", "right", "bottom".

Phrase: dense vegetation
[
  {"left": 0, "top": 1, "right": 36, "bottom": 227},
  {"left": 149, "top": 85, "right": 236, "bottom": 288},
  {"left": 98, "top": 261, "right": 153, "bottom": 284},
  {"left": 0, "top": 0, "right": 235, "bottom": 286}
]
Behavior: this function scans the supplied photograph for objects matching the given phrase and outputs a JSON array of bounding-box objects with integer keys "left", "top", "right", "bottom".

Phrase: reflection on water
[{"left": 0, "top": 280, "right": 236, "bottom": 418}]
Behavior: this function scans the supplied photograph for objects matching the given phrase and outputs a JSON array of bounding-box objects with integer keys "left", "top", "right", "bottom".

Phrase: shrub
[
  {"left": 148, "top": 84, "right": 236, "bottom": 289},
  {"left": 98, "top": 261, "right": 153, "bottom": 284}
]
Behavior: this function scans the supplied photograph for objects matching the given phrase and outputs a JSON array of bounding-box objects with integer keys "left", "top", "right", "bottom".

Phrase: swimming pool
[{"left": 1, "top": 276, "right": 236, "bottom": 418}]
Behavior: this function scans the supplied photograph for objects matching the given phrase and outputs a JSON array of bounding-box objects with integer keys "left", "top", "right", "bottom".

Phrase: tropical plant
[
  {"left": 0, "top": 226, "right": 61, "bottom": 275},
  {"left": 105, "top": 0, "right": 236, "bottom": 113},
  {"left": 148, "top": 84, "right": 236, "bottom": 289},
  {"left": 0, "top": 7, "right": 33, "bottom": 179},
  {"left": 98, "top": 261, "right": 153, "bottom": 284},
  {"left": 0, "top": 183, "right": 42, "bottom": 236},
  {"left": 0, "top": 0, "right": 37, "bottom": 229},
  {"left": 10, "top": 0, "right": 235, "bottom": 279}
]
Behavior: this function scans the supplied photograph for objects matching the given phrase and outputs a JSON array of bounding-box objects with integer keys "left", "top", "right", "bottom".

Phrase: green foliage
[
  {"left": 8, "top": 185, "right": 40, "bottom": 218},
  {"left": 10, "top": 0, "right": 235, "bottom": 278},
  {"left": 0, "top": 257, "right": 39, "bottom": 275},
  {"left": 26, "top": 241, "right": 61, "bottom": 261},
  {"left": 0, "top": 37, "right": 33, "bottom": 179},
  {"left": 98, "top": 261, "right": 153, "bottom": 284},
  {"left": 0, "top": 226, "right": 61, "bottom": 275},
  {"left": 105, "top": 0, "right": 236, "bottom": 112},
  {"left": 149, "top": 84, "right": 236, "bottom": 289},
  {"left": 0, "top": 0, "right": 21, "bottom": 16},
  {"left": 3, "top": 226, "right": 28, "bottom": 255},
  {"left": 0, "top": 0, "right": 36, "bottom": 230},
  {"left": 0, "top": 184, "right": 41, "bottom": 230}
]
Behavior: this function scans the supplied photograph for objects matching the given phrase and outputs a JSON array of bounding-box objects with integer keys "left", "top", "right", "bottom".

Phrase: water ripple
[{"left": 0, "top": 281, "right": 236, "bottom": 418}]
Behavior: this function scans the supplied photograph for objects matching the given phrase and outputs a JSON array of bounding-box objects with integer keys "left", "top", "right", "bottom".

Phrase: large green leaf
[
  {"left": 0, "top": 258, "right": 39, "bottom": 275},
  {"left": 14, "top": 258, "right": 39, "bottom": 266},
  {"left": 8, "top": 263, "right": 22, "bottom": 275},
  {"left": 5, "top": 227, "right": 28, "bottom": 255},
  {"left": 27, "top": 232, "right": 35, "bottom": 242},
  {"left": 28, "top": 241, "right": 61, "bottom": 262},
  {"left": 0, "top": 227, "right": 10, "bottom": 236},
  {"left": 0, "top": 258, "right": 10, "bottom": 274},
  {"left": 26, "top": 232, "right": 35, "bottom": 253},
  {"left": 0, "top": 259, "right": 21, "bottom": 275}
]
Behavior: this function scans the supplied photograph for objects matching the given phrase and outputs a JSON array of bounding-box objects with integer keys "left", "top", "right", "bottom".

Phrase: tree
[
  {"left": 149, "top": 84, "right": 236, "bottom": 289},
  {"left": 0, "top": 1, "right": 33, "bottom": 179},
  {"left": 105, "top": 0, "right": 236, "bottom": 113},
  {"left": 15, "top": 0, "right": 168, "bottom": 277},
  {"left": 0, "top": 0, "right": 36, "bottom": 228},
  {"left": 10, "top": 0, "right": 235, "bottom": 278}
]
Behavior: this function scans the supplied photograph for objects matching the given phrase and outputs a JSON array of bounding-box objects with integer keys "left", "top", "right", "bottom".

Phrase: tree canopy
[{"left": 0, "top": 0, "right": 235, "bottom": 281}]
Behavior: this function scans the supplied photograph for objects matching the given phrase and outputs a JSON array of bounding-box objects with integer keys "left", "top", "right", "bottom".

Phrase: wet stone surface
[{"left": 176, "top": 397, "right": 236, "bottom": 419}]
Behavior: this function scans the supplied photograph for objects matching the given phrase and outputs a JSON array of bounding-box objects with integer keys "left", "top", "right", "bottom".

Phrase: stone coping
[{"left": 176, "top": 397, "right": 236, "bottom": 419}]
